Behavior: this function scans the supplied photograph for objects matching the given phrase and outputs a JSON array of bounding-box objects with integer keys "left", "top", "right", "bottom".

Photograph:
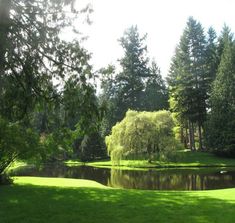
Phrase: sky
[{"left": 74, "top": 0, "right": 235, "bottom": 77}]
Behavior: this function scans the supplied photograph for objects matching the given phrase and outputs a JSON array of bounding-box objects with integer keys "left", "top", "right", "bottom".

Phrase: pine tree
[
  {"left": 168, "top": 17, "right": 208, "bottom": 150},
  {"left": 100, "top": 26, "right": 168, "bottom": 134},
  {"left": 115, "top": 25, "right": 149, "bottom": 120},
  {"left": 205, "top": 27, "right": 218, "bottom": 88},
  {"left": 217, "top": 25, "right": 234, "bottom": 60},
  {"left": 143, "top": 60, "right": 168, "bottom": 111},
  {"left": 206, "top": 36, "right": 235, "bottom": 155}
]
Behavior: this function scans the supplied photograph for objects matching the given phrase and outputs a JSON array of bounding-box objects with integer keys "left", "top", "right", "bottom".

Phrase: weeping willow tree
[{"left": 106, "top": 110, "right": 178, "bottom": 164}]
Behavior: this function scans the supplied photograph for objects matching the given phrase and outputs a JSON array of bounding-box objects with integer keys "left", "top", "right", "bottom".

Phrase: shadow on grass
[{"left": 0, "top": 185, "right": 235, "bottom": 223}]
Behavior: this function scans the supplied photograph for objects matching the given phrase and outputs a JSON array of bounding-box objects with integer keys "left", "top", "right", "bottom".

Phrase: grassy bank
[
  {"left": 65, "top": 150, "right": 235, "bottom": 169},
  {"left": 0, "top": 177, "right": 235, "bottom": 223}
]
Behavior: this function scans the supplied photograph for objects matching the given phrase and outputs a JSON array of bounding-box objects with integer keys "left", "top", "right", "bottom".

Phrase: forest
[{"left": 1, "top": 0, "right": 235, "bottom": 177}]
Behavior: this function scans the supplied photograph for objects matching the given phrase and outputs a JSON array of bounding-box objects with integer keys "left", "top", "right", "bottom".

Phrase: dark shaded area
[{"left": 9, "top": 164, "right": 235, "bottom": 190}]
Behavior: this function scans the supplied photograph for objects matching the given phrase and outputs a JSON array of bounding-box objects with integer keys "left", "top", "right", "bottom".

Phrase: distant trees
[
  {"left": 143, "top": 61, "right": 169, "bottom": 111},
  {"left": 102, "top": 21, "right": 235, "bottom": 159},
  {"left": 100, "top": 26, "right": 168, "bottom": 136},
  {"left": 106, "top": 110, "right": 178, "bottom": 164},
  {"left": 35, "top": 53, "right": 105, "bottom": 162}
]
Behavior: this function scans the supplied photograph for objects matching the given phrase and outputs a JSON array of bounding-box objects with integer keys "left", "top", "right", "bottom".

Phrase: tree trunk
[
  {"left": 0, "top": 0, "right": 11, "bottom": 99},
  {"left": 185, "top": 127, "right": 189, "bottom": 148},
  {"left": 188, "top": 120, "right": 192, "bottom": 150},
  {"left": 180, "top": 126, "right": 184, "bottom": 143},
  {"left": 188, "top": 120, "right": 195, "bottom": 151},
  {"left": 0, "top": 0, "right": 11, "bottom": 64},
  {"left": 198, "top": 123, "right": 203, "bottom": 150},
  {"left": 191, "top": 122, "right": 196, "bottom": 150}
]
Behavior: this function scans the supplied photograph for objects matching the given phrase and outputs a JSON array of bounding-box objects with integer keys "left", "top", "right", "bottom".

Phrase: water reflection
[
  {"left": 10, "top": 164, "right": 235, "bottom": 190},
  {"left": 109, "top": 169, "right": 235, "bottom": 190}
]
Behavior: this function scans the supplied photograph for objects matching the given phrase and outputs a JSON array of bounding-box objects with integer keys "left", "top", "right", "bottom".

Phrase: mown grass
[
  {"left": 65, "top": 150, "right": 235, "bottom": 169},
  {"left": 0, "top": 177, "right": 235, "bottom": 223}
]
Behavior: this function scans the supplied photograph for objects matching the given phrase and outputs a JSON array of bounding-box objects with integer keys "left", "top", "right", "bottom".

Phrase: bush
[{"left": 0, "top": 116, "right": 40, "bottom": 176}]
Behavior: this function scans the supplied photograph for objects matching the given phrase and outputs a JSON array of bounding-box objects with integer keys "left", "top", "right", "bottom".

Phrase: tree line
[
  {"left": 101, "top": 18, "right": 235, "bottom": 159},
  {"left": 167, "top": 17, "right": 235, "bottom": 157},
  {"left": 0, "top": 0, "right": 235, "bottom": 179}
]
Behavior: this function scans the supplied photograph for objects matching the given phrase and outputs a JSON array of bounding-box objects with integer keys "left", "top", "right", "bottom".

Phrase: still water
[{"left": 10, "top": 164, "right": 235, "bottom": 190}]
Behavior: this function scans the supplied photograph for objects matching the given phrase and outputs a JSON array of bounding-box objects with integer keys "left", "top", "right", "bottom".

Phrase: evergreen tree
[
  {"left": 202, "top": 26, "right": 219, "bottom": 147},
  {"left": 217, "top": 25, "right": 234, "bottom": 60},
  {"left": 100, "top": 26, "right": 168, "bottom": 135},
  {"left": 205, "top": 27, "right": 218, "bottom": 91},
  {"left": 143, "top": 60, "right": 168, "bottom": 111},
  {"left": 168, "top": 17, "right": 208, "bottom": 150},
  {"left": 99, "top": 65, "right": 118, "bottom": 136},
  {"left": 206, "top": 36, "right": 235, "bottom": 156},
  {"left": 0, "top": 0, "right": 91, "bottom": 122},
  {"left": 115, "top": 25, "right": 149, "bottom": 120}
]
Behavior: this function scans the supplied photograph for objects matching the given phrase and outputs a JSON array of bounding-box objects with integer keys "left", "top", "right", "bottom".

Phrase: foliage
[
  {"left": 0, "top": 0, "right": 91, "bottom": 121},
  {"left": 106, "top": 110, "right": 178, "bottom": 164},
  {"left": 99, "top": 27, "right": 168, "bottom": 136},
  {"left": 206, "top": 34, "right": 235, "bottom": 156},
  {"left": 205, "top": 27, "right": 219, "bottom": 96},
  {"left": 0, "top": 116, "right": 40, "bottom": 175},
  {"left": 0, "top": 0, "right": 103, "bottom": 167},
  {"left": 114, "top": 26, "right": 149, "bottom": 120},
  {"left": 41, "top": 128, "right": 74, "bottom": 161},
  {"left": 168, "top": 17, "right": 215, "bottom": 150},
  {"left": 78, "top": 131, "right": 106, "bottom": 162},
  {"left": 98, "top": 65, "right": 118, "bottom": 136},
  {"left": 143, "top": 60, "right": 169, "bottom": 111}
]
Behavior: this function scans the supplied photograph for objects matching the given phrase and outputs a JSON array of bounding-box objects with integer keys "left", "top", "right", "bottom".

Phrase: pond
[{"left": 9, "top": 164, "right": 235, "bottom": 190}]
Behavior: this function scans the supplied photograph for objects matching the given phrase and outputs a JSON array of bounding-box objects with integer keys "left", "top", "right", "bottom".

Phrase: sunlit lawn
[
  {"left": 1, "top": 177, "right": 235, "bottom": 223},
  {"left": 65, "top": 150, "right": 235, "bottom": 169}
]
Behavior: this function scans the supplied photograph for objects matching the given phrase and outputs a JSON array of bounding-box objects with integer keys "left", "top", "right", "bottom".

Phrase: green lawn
[
  {"left": 0, "top": 177, "right": 235, "bottom": 223},
  {"left": 65, "top": 150, "right": 235, "bottom": 169}
]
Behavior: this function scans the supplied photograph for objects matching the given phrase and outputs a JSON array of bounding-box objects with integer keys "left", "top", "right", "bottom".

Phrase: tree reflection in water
[
  {"left": 109, "top": 168, "right": 235, "bottom": 190},
  {"left": 10, "top": 164, "right": 235, "bottom": 190}
]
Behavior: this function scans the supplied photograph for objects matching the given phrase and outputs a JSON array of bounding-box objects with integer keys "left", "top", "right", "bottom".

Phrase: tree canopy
[
  {"left": 168, "top": 17, "right": 216, "bottom": 151},
  {"left": 0, "top": 0, "right": 102, "bottom": 175},
  {"left": 206, "top": 33, "right": 235, "bottom": 156},
  {"left": 99, "top": 26, "right": 168, "bottom": 136},
  {"left": 106, "top": 110, "right": 177, "bottom": 164}
]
